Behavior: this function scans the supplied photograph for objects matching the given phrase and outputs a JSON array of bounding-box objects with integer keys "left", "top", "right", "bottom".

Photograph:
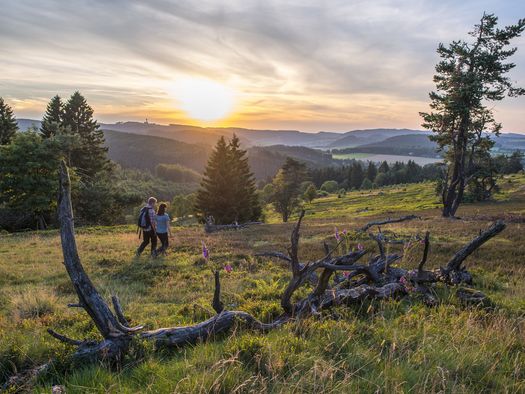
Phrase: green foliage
[
  {"left": 420, "top": 13, "right": 525, "bottom": 217},
  {"left": 320, "top": 180, "right": 339, "bottom": 193},
  {"left": 62, "top": 91, "right": 110, "bottom": 179},
  {"left": 171, "top": 193, "right": 196, "bottom": 218},
  {"left": 195, "top": 135, "right": 261, "bottom": 224},
  {"left": 0, "top": 97, "right": 18, "bottom": 145},
  {"left": 40, "top": 95, "right": 64, "bottom": 139},
  {"left": 0, "top": 132, "right": 61, "bottom": 230},
  {"left": 155, "top": 163, "right": 201, "bottom": 183},
  {"left": 361, "top": 178, "right": 374, "bottom": 190},
  {"left": 270, "top": 158, "right": 308, "bottom": 222},
  {"left": 303, "top": 183, "right": 317, "bottom": 202}
]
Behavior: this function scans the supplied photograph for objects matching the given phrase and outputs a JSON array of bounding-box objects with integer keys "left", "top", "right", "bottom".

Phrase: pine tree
[
  {"left": 0, "top": 97, "right": 18, "bottom": 145},
  {"left": 228, "top": 134, "right": 261, "bottom": 222},
  {"left": 420, "top": 13, "right": 525, "bottom": 217},
  {"left": 62, "top": 92, "right": 109, "bottom": 178},
  {"left": 366, "top": 161, "right": 378, "bottom": 181},
  {"left": 40, "top": 95, "right": 64, "bottom": 138},
  {"left": 195, "top": 136, "right": 235, "bottom": 224}
]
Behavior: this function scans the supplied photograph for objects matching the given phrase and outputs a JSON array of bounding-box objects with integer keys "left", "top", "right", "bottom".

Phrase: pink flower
[
  {"left": 334, "top": 227, "right": 341, "bottom": 241},
  {"left": 201, "top": 241, "right": 209, "bottom": 260},
  {"left": 343, "top": 271, "right": 350, "bottom": 278},
  {"left": 342, "top": 229, "right": 348, "bottom": 236},
  {"left": 224, "top": 264, "right": 233, "bottom": 273},
  {"left": 357, "top": 243, "right": 364, "bottom": 251}
]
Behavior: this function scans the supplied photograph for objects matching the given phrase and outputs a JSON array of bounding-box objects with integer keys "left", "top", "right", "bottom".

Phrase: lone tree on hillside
[
  {"left": 0, "top": 97, "right": 18, "bottom": 145},
  {"left": 40, "top": 95, "right": 64, "bottom": 138},
  {"left": 195, "top": 135, "right": 261, "bottom": 224},
  {"left": 420, "top": 13, "right": 525, "bottom": 217},
  {"left": 271, "top": 157, "right": 308, "bottom": 222}
]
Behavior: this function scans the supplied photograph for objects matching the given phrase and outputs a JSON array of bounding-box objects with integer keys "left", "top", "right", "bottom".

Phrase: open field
[
  {"left": 332, "top": 153, "right": 441, "bottom": 165},
  {"left": 1, "top": 174, "right": 525, "bottom": 393}
]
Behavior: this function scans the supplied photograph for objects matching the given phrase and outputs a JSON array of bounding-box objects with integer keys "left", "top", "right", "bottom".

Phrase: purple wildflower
[
  {"left": 334, "top": 227, "right": 341, "bottom": 241},
  {"left": 357, "top": 243, "right": 364, "bottom": 251},
  {"left": 343, "top": 271, "right": 350, "bottom": 278},
  {"left": 201, "top": 241, "right": 209, "bottom": 260},
  {"left": 224, "top": 264, "right": 233, "bottom": 273}
]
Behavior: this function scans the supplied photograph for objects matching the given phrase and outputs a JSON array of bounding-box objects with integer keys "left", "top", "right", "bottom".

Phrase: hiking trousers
[{"left": 137, "top": 230, "right": 157, "bottom": 256}]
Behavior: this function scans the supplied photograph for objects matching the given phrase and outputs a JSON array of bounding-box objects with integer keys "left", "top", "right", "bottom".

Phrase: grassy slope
[{"left": 1, "top": 175, "right": 525, "bottom": 393}]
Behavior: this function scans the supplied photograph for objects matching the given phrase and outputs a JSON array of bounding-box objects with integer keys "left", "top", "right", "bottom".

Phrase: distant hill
[
  {"left": 337, "top": 134, "right": 440, "bottom": 158},
  {"left": 103, "top": 129, "right": 211, "bottom": 173},
  {"left": 328, "top": 129, "right": 430, "bottom": 148}
]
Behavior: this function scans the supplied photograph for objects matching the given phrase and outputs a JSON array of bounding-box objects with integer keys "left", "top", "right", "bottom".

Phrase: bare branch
[
  {"left": 111, "top": 295, "right": 130, "bottom": 327},
  {"left": 359, "top": 215, "right": 420, "bottom": 232},
  {"left": 418, "top": 232, "right": 430, "bottom": 273},
  {"left": 445, "top": 220, "right": 506, "bottom": 273},
  {"left": 47, "top": 329, "right": 83, "bottom": 346},
  {"left": 212, "top": 270, "right": 224, "bottom": 314},
  {"left": 254, "top": 252, "right": 292, "bottom": 263}
]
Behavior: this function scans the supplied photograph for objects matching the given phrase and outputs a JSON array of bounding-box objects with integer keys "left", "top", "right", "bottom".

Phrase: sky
[{"left": 1, "top": 0, "right": 525, "bottom": 133}]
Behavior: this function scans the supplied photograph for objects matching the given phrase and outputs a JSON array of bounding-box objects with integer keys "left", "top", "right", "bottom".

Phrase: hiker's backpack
[{"left": 137, "top": 206, "right": 151, "bottom": 229}]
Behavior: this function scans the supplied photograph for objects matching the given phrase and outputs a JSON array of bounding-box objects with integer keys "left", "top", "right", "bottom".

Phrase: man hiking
[{"left": 136, "top": 197, "right": 158, "bottom": 257}]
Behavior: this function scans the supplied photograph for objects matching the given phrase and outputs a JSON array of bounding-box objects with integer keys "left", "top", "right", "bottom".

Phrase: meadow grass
[{"left": 1, "top": 174, "right": 525, "bottom": 393}]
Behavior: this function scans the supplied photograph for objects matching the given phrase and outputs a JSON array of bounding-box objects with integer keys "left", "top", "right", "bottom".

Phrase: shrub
[{"left": 320, "top": 180, "right": 339, "bottom": 193}]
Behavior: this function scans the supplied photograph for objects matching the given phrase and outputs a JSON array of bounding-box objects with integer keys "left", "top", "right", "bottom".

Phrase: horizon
[{"left": 2, "top": 1, "right": 525, "bottom": 133}]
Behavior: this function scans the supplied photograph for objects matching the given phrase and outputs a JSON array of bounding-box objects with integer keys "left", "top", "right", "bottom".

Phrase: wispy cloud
[{"left": 1, "top": 0, "right": 524, "bottom": 131}]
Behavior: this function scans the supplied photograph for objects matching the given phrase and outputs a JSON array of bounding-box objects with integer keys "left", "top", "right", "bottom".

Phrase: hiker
[
  {"left": 136, "top": 197, "right": 157, "bottom": 256},
  {"left": 154, "top": 203, "right": 172, "bottom": 256}
]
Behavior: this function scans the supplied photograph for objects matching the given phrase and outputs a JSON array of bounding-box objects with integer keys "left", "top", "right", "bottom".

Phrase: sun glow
[{"left": 169, "top": 78, "right": 236, "bottom": 122}]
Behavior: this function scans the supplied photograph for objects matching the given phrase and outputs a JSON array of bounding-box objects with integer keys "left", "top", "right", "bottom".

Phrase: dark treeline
[{"left": 308, "top": 160, "right": 443, "bottom": 190}]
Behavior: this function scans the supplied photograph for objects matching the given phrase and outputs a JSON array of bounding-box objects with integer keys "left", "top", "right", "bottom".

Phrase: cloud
[{"left": 1, "top": 0, "right": 524, "bottom": 131}]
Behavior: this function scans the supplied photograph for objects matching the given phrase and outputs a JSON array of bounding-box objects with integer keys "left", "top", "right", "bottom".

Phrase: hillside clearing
[{"left": 1, "top": 175, "right": 525, "bottom": 392}]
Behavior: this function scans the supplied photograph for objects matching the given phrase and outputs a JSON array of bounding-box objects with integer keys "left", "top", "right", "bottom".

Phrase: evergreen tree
[
  {"left": 378, "top": 161, "right": 389, "bottom": 173},
  {"left": 228, "top": 134, "right": 261, "bottom": 222},
  {"left": 0, "top": 97, "right": 18, "bottom": 145},
  {"left": 40, "top": 95, "right": 64, "bottom": 138},
  {"left": 420, "top": 13, "right": 525, "bottom": 217},
  {"left": 62, "top": 92, "right": 109, "bottom": 178},
  {"left": 349, "top": 162, "right": 365, "bottom": 189},
  {"left": 195, "top": 137, "right": 232, "bottom": 223},
  {"left": 271, "top": 158, "right": 307, "bottom": 222},
  {"left": 366, "top": 161, "right": 378, "bottom": 181}
]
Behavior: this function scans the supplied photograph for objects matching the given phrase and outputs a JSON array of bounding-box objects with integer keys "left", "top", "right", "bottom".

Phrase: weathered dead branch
[
  {"left": 359, "top": 215, "right": 420, "bottom": 232},
  {"left": 204, "top": 216, "right": 263, "bottom": 233}
]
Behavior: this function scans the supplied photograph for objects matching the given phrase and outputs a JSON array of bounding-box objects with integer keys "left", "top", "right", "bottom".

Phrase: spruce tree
[
  {"left": 228, "top": 134, "right": 261, "bottom": 222},
  {"left": 378, "top": 161, "right": 389, "bottom": 173},
  {"left": 195, "top": 136, "right": 235, "bottom": 224},
  {"left": 40, "top": 95, "right": 64, "bottom": 138},
  {"left": 62, "top": 92, "right": 109, "bottom": 178},
  {"left": 366, "top": 161, "right": 378, "bottom": 181},
  {"left": 0, "top": 97, "right": 18, "bottom": 145},
  {"left": 349, "top": 162, "right": 364, "bottom": 189}
]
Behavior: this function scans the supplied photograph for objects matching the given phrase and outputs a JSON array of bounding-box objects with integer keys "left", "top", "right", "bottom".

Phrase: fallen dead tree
[
  {"left": 47, "top": 161, "right": 506, "bottom": 365},
  {"left": 204, "top": 216, "right": 263, "bottom": 233}
]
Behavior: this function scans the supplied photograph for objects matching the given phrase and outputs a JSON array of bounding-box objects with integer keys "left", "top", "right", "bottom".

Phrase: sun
[{"left": 169, "top": 78, "right": 236, "bottom": 122}]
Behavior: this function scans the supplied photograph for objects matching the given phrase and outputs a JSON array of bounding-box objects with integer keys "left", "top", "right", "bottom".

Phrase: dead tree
[
  {"left": 49, "top": 162, "right": 506, "bottom": 360},
  {"left": 48, "top": 162, "right": 143, "bottom": 363}
]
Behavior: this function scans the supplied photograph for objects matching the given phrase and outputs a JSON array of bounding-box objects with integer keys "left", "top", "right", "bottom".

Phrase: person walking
[
  {"left": 136, "top": 197, "right": 158, "bottom": 256},
  {"left": 154, "top": 203, "right": 172, "bottom": 256}
]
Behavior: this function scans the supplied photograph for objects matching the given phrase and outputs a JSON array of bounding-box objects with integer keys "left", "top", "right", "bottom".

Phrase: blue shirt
[{"left": 156, "top": 213, "right": 170, "bottom": 234}]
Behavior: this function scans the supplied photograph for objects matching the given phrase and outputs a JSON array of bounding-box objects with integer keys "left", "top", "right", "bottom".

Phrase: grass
[{"left": 1, "top": 174, "right": 525, "bottom": 392}]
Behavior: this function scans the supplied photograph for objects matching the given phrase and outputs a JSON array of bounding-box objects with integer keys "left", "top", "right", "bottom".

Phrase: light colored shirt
[{"left": 156, "top": 213, "right": 170, "bottom": 234}]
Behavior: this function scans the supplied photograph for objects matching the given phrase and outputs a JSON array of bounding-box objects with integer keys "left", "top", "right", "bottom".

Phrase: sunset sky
[{"left": 1, "top": 0, "right": 524, "bottom": 132}]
